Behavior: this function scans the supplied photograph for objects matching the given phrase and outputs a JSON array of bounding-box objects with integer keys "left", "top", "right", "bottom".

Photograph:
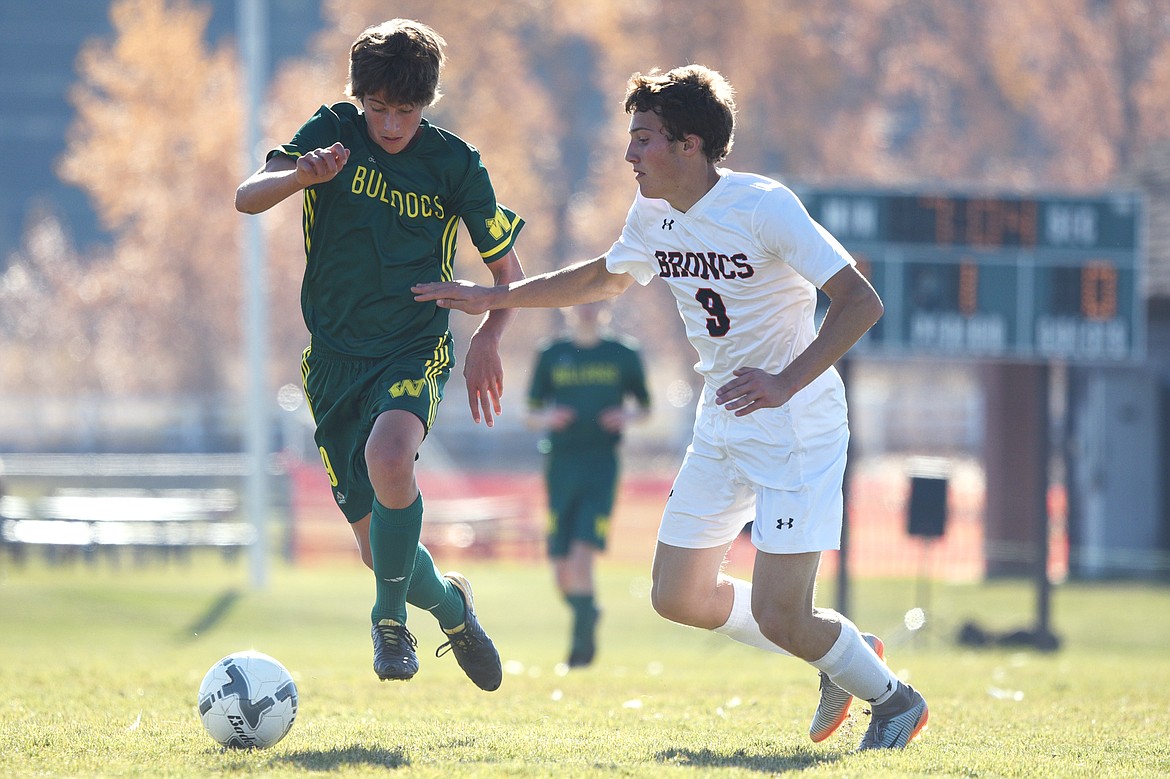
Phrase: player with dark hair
[
  {"left": 415, "top": 64, "right": 928, "bottom": 749},
  {"left": 236, "top": 18, "right": 523, "bottom": 692},
  {"left": 526, "top": 301, "right": 650, "bottom": 667}
]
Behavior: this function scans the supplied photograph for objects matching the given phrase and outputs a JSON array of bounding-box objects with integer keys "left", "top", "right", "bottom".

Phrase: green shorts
[
  {"left": 545, "top": 447, "right": 619, "bottom": 557},
  {"left": 301, "top": 336, "right": 452, "bottom": 523}
]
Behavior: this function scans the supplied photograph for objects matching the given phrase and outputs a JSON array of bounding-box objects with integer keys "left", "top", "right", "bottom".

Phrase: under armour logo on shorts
[{"left": 776, "top": 517, "right": 795, "bottom": 530}]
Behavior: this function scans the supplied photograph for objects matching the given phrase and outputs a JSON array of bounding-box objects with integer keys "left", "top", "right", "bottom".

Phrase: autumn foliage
[{"left": 3, "top": 0, "right": 1170, "bottom": 400}]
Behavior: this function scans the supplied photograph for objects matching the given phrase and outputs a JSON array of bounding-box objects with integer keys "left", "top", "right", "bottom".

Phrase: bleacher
[
  {"left": 0, "top": 453, "right": 263, "bottom": 566},
  {"left": 0, "top": 488, "right": 254, "bottom": 565}
]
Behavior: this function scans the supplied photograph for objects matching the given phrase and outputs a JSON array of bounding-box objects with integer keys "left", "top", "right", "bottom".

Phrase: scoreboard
[{"left": 797, "top": 188, "right": 1145, "bottom": 362}]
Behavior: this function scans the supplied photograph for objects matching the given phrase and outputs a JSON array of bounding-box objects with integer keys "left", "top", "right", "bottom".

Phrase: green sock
[
  {"left": 566, "top": 593, "right": 598, "bottom": 648},
  {"left": 406, "top": 543, "right": 465, "bottom": 631},
  {"left": 369, "top": 493, "right": 423, "bottom": 624}
]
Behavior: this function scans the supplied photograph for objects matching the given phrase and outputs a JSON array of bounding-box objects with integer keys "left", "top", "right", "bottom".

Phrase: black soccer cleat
[
  {"left": 372, "top": 619, "right": 419, "bottom": 681},
  {"left": 567, "top": 606, "right": 601, "bottom": 668},
  {"left": 434, "top": 572, "right": 503, "bottom": 691},
  {"left": 858, "top": 682, "right": 929, "bottom": 750},
  {"left": 567, "top": 644, "right": 596, "bottom": 668}
]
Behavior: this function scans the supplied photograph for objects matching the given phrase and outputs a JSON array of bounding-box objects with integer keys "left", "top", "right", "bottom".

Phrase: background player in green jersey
[
  {"left": 235, "top": 19, "right": 524, "bottom": 691},
  {"left": 526, "top": 302, "right": 650, "bottom": 668}
]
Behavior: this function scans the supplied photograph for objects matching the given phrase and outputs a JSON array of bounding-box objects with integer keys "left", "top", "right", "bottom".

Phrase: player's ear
[{"left": 681, "top": 134, "right": 704, "bottom": 158}]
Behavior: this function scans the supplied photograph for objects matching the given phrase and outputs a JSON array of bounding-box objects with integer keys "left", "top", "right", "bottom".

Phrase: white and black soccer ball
[{"left": 197, "top": 650, "right": 298, "bottom": 749}]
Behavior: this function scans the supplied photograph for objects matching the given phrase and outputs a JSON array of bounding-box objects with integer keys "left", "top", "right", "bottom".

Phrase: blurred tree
[
  {"left": 0, "top": 210, "right": 101, "bottom": 392},
  {"left": 52, "top": 0, "right": 248, "bottom": 396},
  {"left": 789, "top": 0, "right": 1170, "bottom": 189},
  {"left": 5, "top": 0, "right": 1170, "bottom": 413}
]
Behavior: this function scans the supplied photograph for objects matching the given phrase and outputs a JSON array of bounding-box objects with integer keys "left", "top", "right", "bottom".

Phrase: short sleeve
[
  {"left": 469, "top": 203, "right": 525, "bottom": 264},
  {"left": 267, "top": 104, "right": 343, "bottom": 162},
  {"left": 754, "top": 186, "right": 853, "bottom": 288},
  {"left": 448, "top": 150, "right": 524, "bottom": 263},
  {"left": 604, "top": 200, "right": 657, "bottom": 286}
]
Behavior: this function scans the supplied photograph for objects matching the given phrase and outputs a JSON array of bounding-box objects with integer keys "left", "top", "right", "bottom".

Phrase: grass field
[{"left": 1, "top": 552, "right": 1168, "bottom": 778}]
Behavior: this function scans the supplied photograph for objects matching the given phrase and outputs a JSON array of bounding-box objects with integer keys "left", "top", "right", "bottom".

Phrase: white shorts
[{"left": 658, "top": 375, "right": 849, "bottom": 555}]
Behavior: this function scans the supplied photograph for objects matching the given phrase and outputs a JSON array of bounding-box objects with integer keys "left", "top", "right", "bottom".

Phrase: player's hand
[
  {"left": 714, "top": 367, "right": 794, "bottom": 416},
  {"left": 544, "top": 406, "right": 575, "bottom": 431},
  {"left": 463, "top": 329, "right": 505, "bottom": 426},
  {"left": 295, "top": 142, "right": 350, "bottom": 187},
  {"left": 597, "top": 406, "right": 629, "bottom": 432},
  {"left": 412, "top": 280, "right": 494, "bottom": 315}
]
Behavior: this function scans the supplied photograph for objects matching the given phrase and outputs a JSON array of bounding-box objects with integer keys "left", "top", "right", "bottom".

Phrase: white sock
[
  {"left": 712, "top": 577, "right": 793, "bottom": 656},
  {"left": 810, "top": 616, "right": 898, "bottom": 705}
]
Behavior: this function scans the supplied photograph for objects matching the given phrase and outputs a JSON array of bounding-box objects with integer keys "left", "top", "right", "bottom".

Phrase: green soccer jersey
[
  {"left": 271, "top": 102, "right": 524, "bottom": 358},
  {"left": 528, "top": 337, "right": 650, "bottom": 450}
]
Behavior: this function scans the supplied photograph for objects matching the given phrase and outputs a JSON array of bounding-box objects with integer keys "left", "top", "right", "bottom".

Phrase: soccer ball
[{"left": 197, "top": 650, "right": 298, "bottom": 749}]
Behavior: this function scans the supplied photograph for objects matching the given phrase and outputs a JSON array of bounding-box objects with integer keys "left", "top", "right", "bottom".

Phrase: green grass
[{"left": 1, "top": 552, "right": 1168, "bottom": 778}]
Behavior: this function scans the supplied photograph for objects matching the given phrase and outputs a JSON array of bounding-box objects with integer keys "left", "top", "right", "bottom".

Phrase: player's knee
[
  {"left": 364, "top": 440, "right": 415, "bottom": 489},
  {"left": 649, "top": 588, "right": 680, "bottom": 622}
]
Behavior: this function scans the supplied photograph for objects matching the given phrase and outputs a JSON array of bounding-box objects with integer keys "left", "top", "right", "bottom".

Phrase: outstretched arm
[
  {"left": 412, "top": 256, "right": 634, "bottom": 314},
  {"left": 461, "top": 249, "right": 525, "bottom": 427},
  {"left": 715, "top": 264, "right": 883, "bottom": 416}
]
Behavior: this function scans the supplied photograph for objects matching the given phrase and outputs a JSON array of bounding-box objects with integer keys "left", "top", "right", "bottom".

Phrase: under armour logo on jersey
[
  {"left": 383, "top": 576, "right": 406, "bottom": 583},
  {"left": 776, "top": 517, "right": 795, "bottom": 530},
  {"left": 335, "top": 491, "right": 347, "bottom": 504},
  {"left": 662, "top": 218, "right": 674, "bottom": 230}
]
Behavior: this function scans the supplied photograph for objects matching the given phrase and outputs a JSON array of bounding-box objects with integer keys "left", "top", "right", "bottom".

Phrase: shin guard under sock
[{"left": 370, "top": 493, "right": 423, "bottom": 624}]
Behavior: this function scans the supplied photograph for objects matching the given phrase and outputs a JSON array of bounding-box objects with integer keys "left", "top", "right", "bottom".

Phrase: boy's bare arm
[
  {"left": 235, "top": 143, "right": 350, "bottom": 214},
  {"left": 462, "top": 249, "right": 525, "bottom": 426},
  {"left": 412, "top": 256, "right": 634, "bottom": 314}
]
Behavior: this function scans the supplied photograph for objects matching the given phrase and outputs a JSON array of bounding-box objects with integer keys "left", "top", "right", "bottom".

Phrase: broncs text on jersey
[{"left": 655, "top": 250, "right": 755, "bottom": 280}]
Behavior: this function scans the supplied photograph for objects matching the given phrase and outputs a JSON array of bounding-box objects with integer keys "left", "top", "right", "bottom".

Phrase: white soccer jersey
[
  {"left": 605, "top": 169, "right": 855, "bottom": 394},
  {"left": 607, "top": 169, "right": 857, "bottom": 553}
]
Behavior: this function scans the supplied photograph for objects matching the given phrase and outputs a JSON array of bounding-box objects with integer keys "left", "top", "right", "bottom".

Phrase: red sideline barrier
[{"left": 287, "top": 461, "right": 1067, "bottom": 582}]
